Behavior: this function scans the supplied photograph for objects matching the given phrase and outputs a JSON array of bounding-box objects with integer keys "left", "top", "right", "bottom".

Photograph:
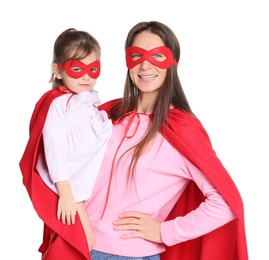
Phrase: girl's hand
[
  {"left": 57, "top": 196, "right": 77, "bottom": 225},
  {"left": 55, "top": 181, "right": 76, "bottom": 225},
  {"left": 113, "top": 211, "right": 163, "bottom": 243}
]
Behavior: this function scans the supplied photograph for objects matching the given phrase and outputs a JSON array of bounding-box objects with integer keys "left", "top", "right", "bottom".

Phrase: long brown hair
[
  {"left": 51, "top": 28, "right": 101, "bottom": 89},
  {"left": 111, "top": 21, "right": 195, "bottom": 180}
]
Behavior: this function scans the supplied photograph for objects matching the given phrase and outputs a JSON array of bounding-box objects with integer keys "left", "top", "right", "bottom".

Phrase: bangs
[{"left": 68, "top": 47, "right": 91, "bottom": 61}]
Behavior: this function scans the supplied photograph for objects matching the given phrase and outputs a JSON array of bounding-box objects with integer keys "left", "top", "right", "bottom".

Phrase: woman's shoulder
[
  {"left": 167, "top": 107, "right": 210, "bottom": 141},
  {"left": 168, "top": 107, "right": 201, "bottom": 126},
  {"left": 98, "top": 98, "right": 121, "bottom": 114},
  {"left": 99, "top": 98, "right": 121, "bottom": 109}
]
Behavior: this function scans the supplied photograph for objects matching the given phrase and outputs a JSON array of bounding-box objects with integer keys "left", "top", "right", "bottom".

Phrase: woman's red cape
[
  {"left": 100, "top": 99, "right": 248, "bottom": 260},
  {"left": 20, "top": 95, "right": 248, "bottom": 259}
]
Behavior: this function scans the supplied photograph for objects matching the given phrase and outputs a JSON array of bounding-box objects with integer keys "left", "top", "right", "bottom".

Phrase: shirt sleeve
[
  {"left": 160, "top": 157, "right": 237, "bottom": 246},
  {"left": 42, "top": 97, "right": 69, "bottom": 183}
]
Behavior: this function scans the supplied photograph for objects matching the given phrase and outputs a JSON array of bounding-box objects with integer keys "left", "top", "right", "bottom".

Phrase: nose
[
  {"left": 140, "top": 59, "right": 152, "bottom": 70},
  {"left": 81, "top": 73, "right": 90, "bottom": 80}
]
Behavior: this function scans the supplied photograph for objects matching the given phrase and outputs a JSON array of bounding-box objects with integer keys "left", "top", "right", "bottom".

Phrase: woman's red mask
[
  {"left": 58, "top": 60, "right": 101, "bottom": 79},
  {"left": 126, "top": 46, "right": 178, "bottom": 69}
]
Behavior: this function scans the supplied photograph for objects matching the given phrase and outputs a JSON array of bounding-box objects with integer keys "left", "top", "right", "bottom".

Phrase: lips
[{"left": 139, "top": 75, "right": 157, "bottom": 80}]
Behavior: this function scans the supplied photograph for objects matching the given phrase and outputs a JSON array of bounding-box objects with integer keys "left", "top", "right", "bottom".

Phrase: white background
[{"left": 0, "top": 0, "right": 268, "bottom": 259}]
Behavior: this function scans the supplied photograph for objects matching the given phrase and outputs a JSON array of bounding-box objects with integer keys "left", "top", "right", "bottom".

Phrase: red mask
[
  {"left": 58, "top": 60, "right": 101, "bottom": 79},
  {"left": 126, "top": 46, "right": 178, "bottom": 69}
]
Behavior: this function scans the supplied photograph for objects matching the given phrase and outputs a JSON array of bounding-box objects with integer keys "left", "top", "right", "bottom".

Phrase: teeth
[{"left": 140, "top": 75, "right": 156, "bottom": 79}]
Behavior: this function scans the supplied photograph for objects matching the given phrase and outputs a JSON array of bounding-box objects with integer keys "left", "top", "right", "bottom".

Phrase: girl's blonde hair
[{"left": 51, "top": 28, "right": 101, "bottom": 89}]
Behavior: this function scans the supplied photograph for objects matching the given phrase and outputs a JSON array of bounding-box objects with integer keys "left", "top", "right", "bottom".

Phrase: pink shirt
[{"left": 85, "top": 112, "right": 236, "bottom": 257}]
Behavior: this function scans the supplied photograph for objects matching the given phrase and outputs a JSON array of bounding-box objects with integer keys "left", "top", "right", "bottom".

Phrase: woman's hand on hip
[{"left": 113, "top": 211, "right": 163, "bottom": 243}]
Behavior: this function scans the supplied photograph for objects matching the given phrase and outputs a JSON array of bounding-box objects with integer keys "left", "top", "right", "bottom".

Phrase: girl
[{"left": 20, "top": 28, "right": 112, "bottom": 259}]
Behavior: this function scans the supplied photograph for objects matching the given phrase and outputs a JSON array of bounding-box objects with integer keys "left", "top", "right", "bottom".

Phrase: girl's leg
[{"left": 76, "top": 202, "right": 94, "bottom": 250}]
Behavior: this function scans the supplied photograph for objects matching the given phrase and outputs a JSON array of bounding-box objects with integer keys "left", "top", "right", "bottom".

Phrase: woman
[{"left": 85, "top": 21, "right": 248, "bottom": 259}]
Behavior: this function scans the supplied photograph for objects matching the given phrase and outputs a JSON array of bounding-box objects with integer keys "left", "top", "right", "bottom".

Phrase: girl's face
[
  {"left": 129, "top": 31, "right": 167, "bottom": 99},
  {"left": 58, "top": 52, "right": 99, "bottom": 93}
]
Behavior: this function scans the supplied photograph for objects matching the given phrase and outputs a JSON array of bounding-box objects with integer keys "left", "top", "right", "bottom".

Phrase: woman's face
[{"left": 129, "top": 31, "right": 167, "bottom": 99}]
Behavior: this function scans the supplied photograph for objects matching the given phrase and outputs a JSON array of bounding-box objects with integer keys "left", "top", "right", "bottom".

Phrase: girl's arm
[{"left": 55, "top": 181, "right": 77, "bottom": 225}]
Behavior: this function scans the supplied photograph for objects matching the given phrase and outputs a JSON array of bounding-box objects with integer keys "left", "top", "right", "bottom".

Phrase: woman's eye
[
  {"left": 153, "top": 53, "right": 166, "bottom": 61},
  {"left": 131, "top": 53, "right": 142, "bottom": 61},
  {"left": 71, "top": 67, "right": 82, "bottom": 72}
]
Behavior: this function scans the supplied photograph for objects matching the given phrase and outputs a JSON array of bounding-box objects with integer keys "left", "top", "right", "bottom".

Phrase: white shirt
[{"left": 36, "top": 91, "right": 112, "bottom": 202}]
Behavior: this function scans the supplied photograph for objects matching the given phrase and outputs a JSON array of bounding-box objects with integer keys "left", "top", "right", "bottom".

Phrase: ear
[{"left": 52, "top": 63, "right": 63, "bottom": 79}]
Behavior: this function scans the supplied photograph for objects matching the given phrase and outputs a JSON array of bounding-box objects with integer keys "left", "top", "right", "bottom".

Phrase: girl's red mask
[
  {"left": 58, "top": 60, "right": 101, "bottom": 79},
  {"left": 126, "top": 46, "right": 178, "bottom": 69}
]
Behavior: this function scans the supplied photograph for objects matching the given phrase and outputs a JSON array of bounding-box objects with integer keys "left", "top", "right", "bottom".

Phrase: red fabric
[
  {"left": 58, "top": 60, "right": 101, "bottom": 79},
  {"left": 19, "top": 89, "right": 90, "bottom": 260},
  {"left": 20, "top": 93, "right": 248, "bottom": 259},
  {"left": 99, "top": 99, "right": 248, "bottom": 260},
  {"left": 126, "top": 46, "right": 178, "bottom": 69}
]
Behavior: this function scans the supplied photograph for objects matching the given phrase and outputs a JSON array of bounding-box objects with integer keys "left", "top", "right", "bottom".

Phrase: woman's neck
[{"left": 136, "top": 93, "right": 157, "bottom": 114}]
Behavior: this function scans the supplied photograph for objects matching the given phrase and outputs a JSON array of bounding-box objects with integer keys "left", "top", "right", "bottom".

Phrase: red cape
[
  {"left": 19, "top": 89, "right": 90, "bottom": 260},
  {"left": 20, "top": 95, "right": 248, "bottom": 259},
  {"left": 99, "top": 99, "right": 248, "bottom": 260}
]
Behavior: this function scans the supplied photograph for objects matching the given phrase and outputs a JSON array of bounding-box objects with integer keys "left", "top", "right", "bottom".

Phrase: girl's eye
[
  {"left": 131, "top": 53, "right": 142, "bottom": 61},
  {"left": 90, "top": 67, "right": 98, "bottom": 73},
  {"left": 71, "top": 67, "right": 82, "bottom": 72}
]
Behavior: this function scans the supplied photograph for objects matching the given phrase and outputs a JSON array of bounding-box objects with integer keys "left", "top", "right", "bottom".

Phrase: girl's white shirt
[{"left": 36, "top": 90, "right": 112, "bottom": 202}]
